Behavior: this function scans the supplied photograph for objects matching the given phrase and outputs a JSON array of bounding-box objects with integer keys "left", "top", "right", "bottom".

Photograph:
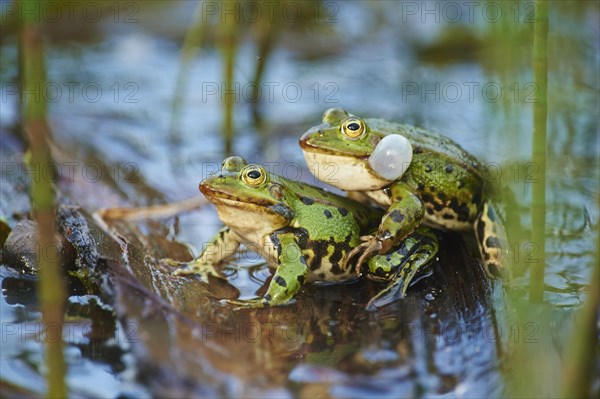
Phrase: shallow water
[{"left": 1, "top": 1, "right": 598, "bottom": 397}]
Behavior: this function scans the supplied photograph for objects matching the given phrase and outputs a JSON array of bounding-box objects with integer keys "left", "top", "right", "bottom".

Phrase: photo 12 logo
[
  {"left": 198, "top": 321, "right": 300, "bottom": 343},
  {"left": 401, "top": 81, "right": 538, "bottom": 104},
  {"left": 200, "top": 81, "right": 339, "bottom": 104},
  {"left": 2, "top": 82, "right": 140, "bottom": 104},
  {"left": 200, "top": 1, "right": 338, "bottom": 24},
  {"left": 1, "top": 161, "right": 139, "bottom": 184},
  {"left": 398, "top": 1, "right": 539, "bottom": 24},
  {"left": 0, "top": 1, "right": 140, "bottom": 24},
  {"left": 1, "top": 321, "right": 140, "bottom": 344}
]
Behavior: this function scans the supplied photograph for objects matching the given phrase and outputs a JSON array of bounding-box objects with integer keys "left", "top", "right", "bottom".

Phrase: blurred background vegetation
[{"left": 0, "top": 1, "right": 598, "bottom": 397}]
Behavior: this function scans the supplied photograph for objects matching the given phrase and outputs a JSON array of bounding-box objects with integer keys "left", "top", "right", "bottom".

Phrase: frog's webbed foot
[
  {"left": 342, "top": 235, "right": 384, "bottom": 276},
  {"left": 365, "top": 267, "right": 433, "bottom": 311},
  {"left": 160, "top": 258, "right": 226, "bottom": 282},
  {"left": 364, "top": 227, "right": 438, "bottom": 311},
  {"left": 365, "top": 279, "right": 406, "bottom": 311}
]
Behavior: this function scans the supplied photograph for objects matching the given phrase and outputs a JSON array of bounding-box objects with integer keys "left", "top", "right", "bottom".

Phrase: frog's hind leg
[
  {"left": 365, "top": 227, "right": 438, "bottom": 310},
  {"left": 475, "top": 200, "right": 511, "bottom": 280}
]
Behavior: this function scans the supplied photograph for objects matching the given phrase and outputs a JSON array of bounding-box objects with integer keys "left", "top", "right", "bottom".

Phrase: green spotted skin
[
  {"left": 167, "top": 156, "right": 439, "bottom": 309},
  {"left": 300, "top": 108, "right": 510, "bottom": 280}
]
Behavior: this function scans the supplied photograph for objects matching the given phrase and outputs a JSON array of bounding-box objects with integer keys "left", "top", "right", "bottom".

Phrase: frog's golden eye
[
  {"left": 241, "top": 165, "right": 267, "bottom": 187},
  {"left": 341, "top": 118, "right": 365, "bottom": 139}
]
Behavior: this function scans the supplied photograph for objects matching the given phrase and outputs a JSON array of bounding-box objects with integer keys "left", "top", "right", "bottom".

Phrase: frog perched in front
[
  {"left": 299, "top": 108, "right": 510, "bottom": 280},
  {"left": 163, "top": 156, "right": 438, "bottom": 309}
]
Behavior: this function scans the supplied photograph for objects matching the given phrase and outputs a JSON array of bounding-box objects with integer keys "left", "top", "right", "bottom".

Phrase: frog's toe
[
  {"left": 342, "top": 240, "right": 370, "bottom": 275},
  {"left": 359, "top": 235, "right": 375, "bottom": 242},
  {"left": 165, "top": 259, "right": 226, "bottom": 281},
  {"left": 159, "top": 258, "right": 196, "bottom": 276},
  {"left": 355, "top": 238, "right": 384, "bottom": 273},
  {"left": 159, "top": 258, "right": 182, "bottom": 268},
  {"left": 342, "top": 238, "right": 384, "bottom": 276},
  {"left": 172, "top": 265, "right": 197, "bottom": 277},
  {"left": 223, "top": 298, "right": 270, "bottom": 309}
]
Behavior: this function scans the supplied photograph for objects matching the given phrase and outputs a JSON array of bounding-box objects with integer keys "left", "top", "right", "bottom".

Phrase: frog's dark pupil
[
  {"left": 248, "top": 170, "right": 261, "bottom": 179},
  {"left": 347, "top": 122, "right": 360, "bottom": 131}
]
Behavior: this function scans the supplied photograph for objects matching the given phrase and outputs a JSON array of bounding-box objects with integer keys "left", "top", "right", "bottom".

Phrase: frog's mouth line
[
  {"left": 200, "top": 185, "right": 275, "bottom": 208},
  {"left": 299, "top": 137, "right": 370, "bottom": 160},
  {"left": 207, "top": 196, "right": 276, "bottom": 214},
  {"left": 299, "top": 137, "right": 337, "bottom": 154}
]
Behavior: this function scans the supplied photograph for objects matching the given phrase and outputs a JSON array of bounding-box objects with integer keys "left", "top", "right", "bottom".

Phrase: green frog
[
  {"left": 163, "top": 156, "right": 438, "bottom": 309},
  {"left": 299, "top": 108, "right": 509, "bottom": 280}
]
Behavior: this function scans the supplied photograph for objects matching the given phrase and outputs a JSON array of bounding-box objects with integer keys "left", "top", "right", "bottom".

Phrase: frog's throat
[
  {"left": 301, "top": 148, "right": 391, "bottom": 191},
  {"left": 209, "top": 197, "right": 290, "bottom": 231}
]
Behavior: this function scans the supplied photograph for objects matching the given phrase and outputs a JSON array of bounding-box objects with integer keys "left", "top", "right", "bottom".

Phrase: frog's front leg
[
  {"left": 365, "top": 226, "right": 438, "bottom": 310},
  {"left": 344, "top": 183, "right": 424, "bottom": 271},
  {"left": 475, "top": 200, "right": 511, "bottom": 280},
  {"left": 162, "top": 226, "right": 240, "bottom": 282},
  {"left": 227, "top": 230, "right": 308, "bottom": 309}
]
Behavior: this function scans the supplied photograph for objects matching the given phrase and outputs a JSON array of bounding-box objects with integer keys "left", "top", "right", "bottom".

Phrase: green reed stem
[
  {"left": 560, "top": 210, "right": 600, "bottom": 398},
  {"left": 169, "top": 2, "right": 207, "bottom": 143},
  {"left": 250, "top": 1, "right": 278, "bottom": 112},
  {"left": 529, "top": 0, "right": 548, "bottom": 303},
  {"left": 20, "top": 1, "right": 67, "bottom": 397},
  {"left": 219, "top": 0, "right": 239, "bottom": 156}
]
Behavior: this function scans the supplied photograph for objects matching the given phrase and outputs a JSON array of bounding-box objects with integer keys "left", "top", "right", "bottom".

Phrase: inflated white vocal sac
[{"left": 368, "top": 134, "right": 413, "bottom": 181}]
